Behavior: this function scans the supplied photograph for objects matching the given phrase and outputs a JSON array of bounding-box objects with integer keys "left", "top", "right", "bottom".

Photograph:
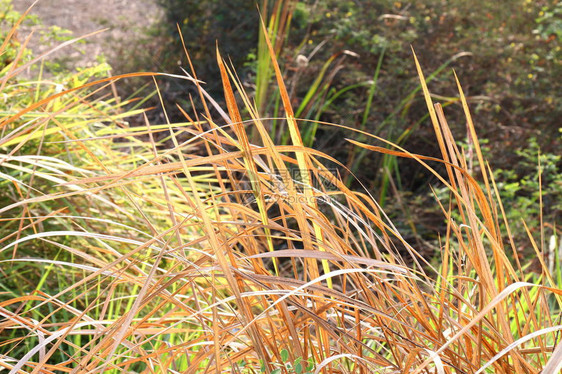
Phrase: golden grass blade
[
  {"left": 542, "top": 342, "right": 562, "bottom": 374},
  {"left": 216, "top": 48, "right": 279, "bottom": 274},
  {"left": 0, "top": 0, "right": 38, "bottom": 56},
  {"left": 347, "top": 137, "right": 470, "bottom": 168},
  {"left": 412, "top": 281, "right": 560, "bottom": 373},
  {"left": 259, "top": 16, "right": 331, "bottom": 295},
  {"left": 476, "top": 325, "right": 562, "bottom": 374},
  {"left": 411, "top": 48, "right": 451, "bottom": 170},
  {"left": 453, "top": 70, "right": 491, "bottom": 195},
  {"left": 246, "top": 249, "right": 408, "bottom": 273}
]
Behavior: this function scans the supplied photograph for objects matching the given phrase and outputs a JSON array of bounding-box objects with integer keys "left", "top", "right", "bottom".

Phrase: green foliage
[
  {"left": 257, "top": 349, "right": 315, "bottom": 374},
  {"left": 493, "top": 137, "right": 561, "bottom": 246},
  {"left": 300, "top": 0, "right": 559, "bottom": 157},
  {"left": 534, "top": 2, "right": 562, "bottom": 40},
  {"left": 0, "top": 3, "right": 156, "bottom": 362},
  {"left": 0, "top": 0, "right": 38, "bottom": 26},
  {"left": 39, "top": 25, "right": 74, "bottom": 43},
  {"left": 429, "top": 135, "right": 561, "bottom": 258}
]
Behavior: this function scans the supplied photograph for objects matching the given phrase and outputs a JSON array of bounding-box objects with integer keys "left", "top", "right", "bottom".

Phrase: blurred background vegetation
[
  {"left": 4, "top": 0, "right": 561, "bottom": 256},
  {"left": 117, "top": 0, "right": 561, "bottom": 255}
]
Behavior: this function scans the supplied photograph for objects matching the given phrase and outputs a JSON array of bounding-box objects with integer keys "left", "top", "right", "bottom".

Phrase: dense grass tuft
[{"left": 1, "top": 5, "right": 561, "bottom": 374}]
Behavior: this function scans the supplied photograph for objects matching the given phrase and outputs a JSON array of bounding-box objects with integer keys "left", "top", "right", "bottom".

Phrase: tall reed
[{"left": 1, "top": 5, "right": 560, "bottom": 374}]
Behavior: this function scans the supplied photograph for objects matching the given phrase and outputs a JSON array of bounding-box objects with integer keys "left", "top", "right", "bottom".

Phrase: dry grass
[{"left": 1, "top": 6, "right": 561, "bottom": 374}]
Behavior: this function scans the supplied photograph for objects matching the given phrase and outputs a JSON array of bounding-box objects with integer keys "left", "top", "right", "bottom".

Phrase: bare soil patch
[{"left": 13, "top": 0, "right": 163, "bottom": 72}]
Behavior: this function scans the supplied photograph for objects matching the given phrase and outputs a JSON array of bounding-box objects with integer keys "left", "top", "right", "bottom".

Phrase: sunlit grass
[{"left": 1, "top": 3, "right": 561, "bottom": 374}]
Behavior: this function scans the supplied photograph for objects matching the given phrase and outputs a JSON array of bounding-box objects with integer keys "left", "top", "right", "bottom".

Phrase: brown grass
[{"left": 0, "top": 6, "right": 561, "bottom": 374}]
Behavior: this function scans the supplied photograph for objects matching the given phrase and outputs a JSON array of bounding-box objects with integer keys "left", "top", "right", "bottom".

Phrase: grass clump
[{"left": 1, "top": 5, "right": 561, "bottom": 374}]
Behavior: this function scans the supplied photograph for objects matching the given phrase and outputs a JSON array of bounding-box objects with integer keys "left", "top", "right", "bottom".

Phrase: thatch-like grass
[{"left": 1, "top": 6, "right": 561, "bottom": 374}]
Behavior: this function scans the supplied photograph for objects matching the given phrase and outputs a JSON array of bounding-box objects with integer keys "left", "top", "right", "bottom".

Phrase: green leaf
[
  {"left": 307, "top": 359, "right": 314, "bottom": 371},
  {"left": 280, "top": 349, "right": 289, "bottom": 362}
]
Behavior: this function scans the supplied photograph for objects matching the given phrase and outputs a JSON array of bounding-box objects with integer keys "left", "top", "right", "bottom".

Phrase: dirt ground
[{"left": 13, "top": 0, "right": 163, "bottom": 72}]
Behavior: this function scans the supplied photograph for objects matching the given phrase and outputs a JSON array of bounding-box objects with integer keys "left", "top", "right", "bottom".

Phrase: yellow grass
[{"left": 0, "top": 5, "right": 561, "bottom": 374}]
